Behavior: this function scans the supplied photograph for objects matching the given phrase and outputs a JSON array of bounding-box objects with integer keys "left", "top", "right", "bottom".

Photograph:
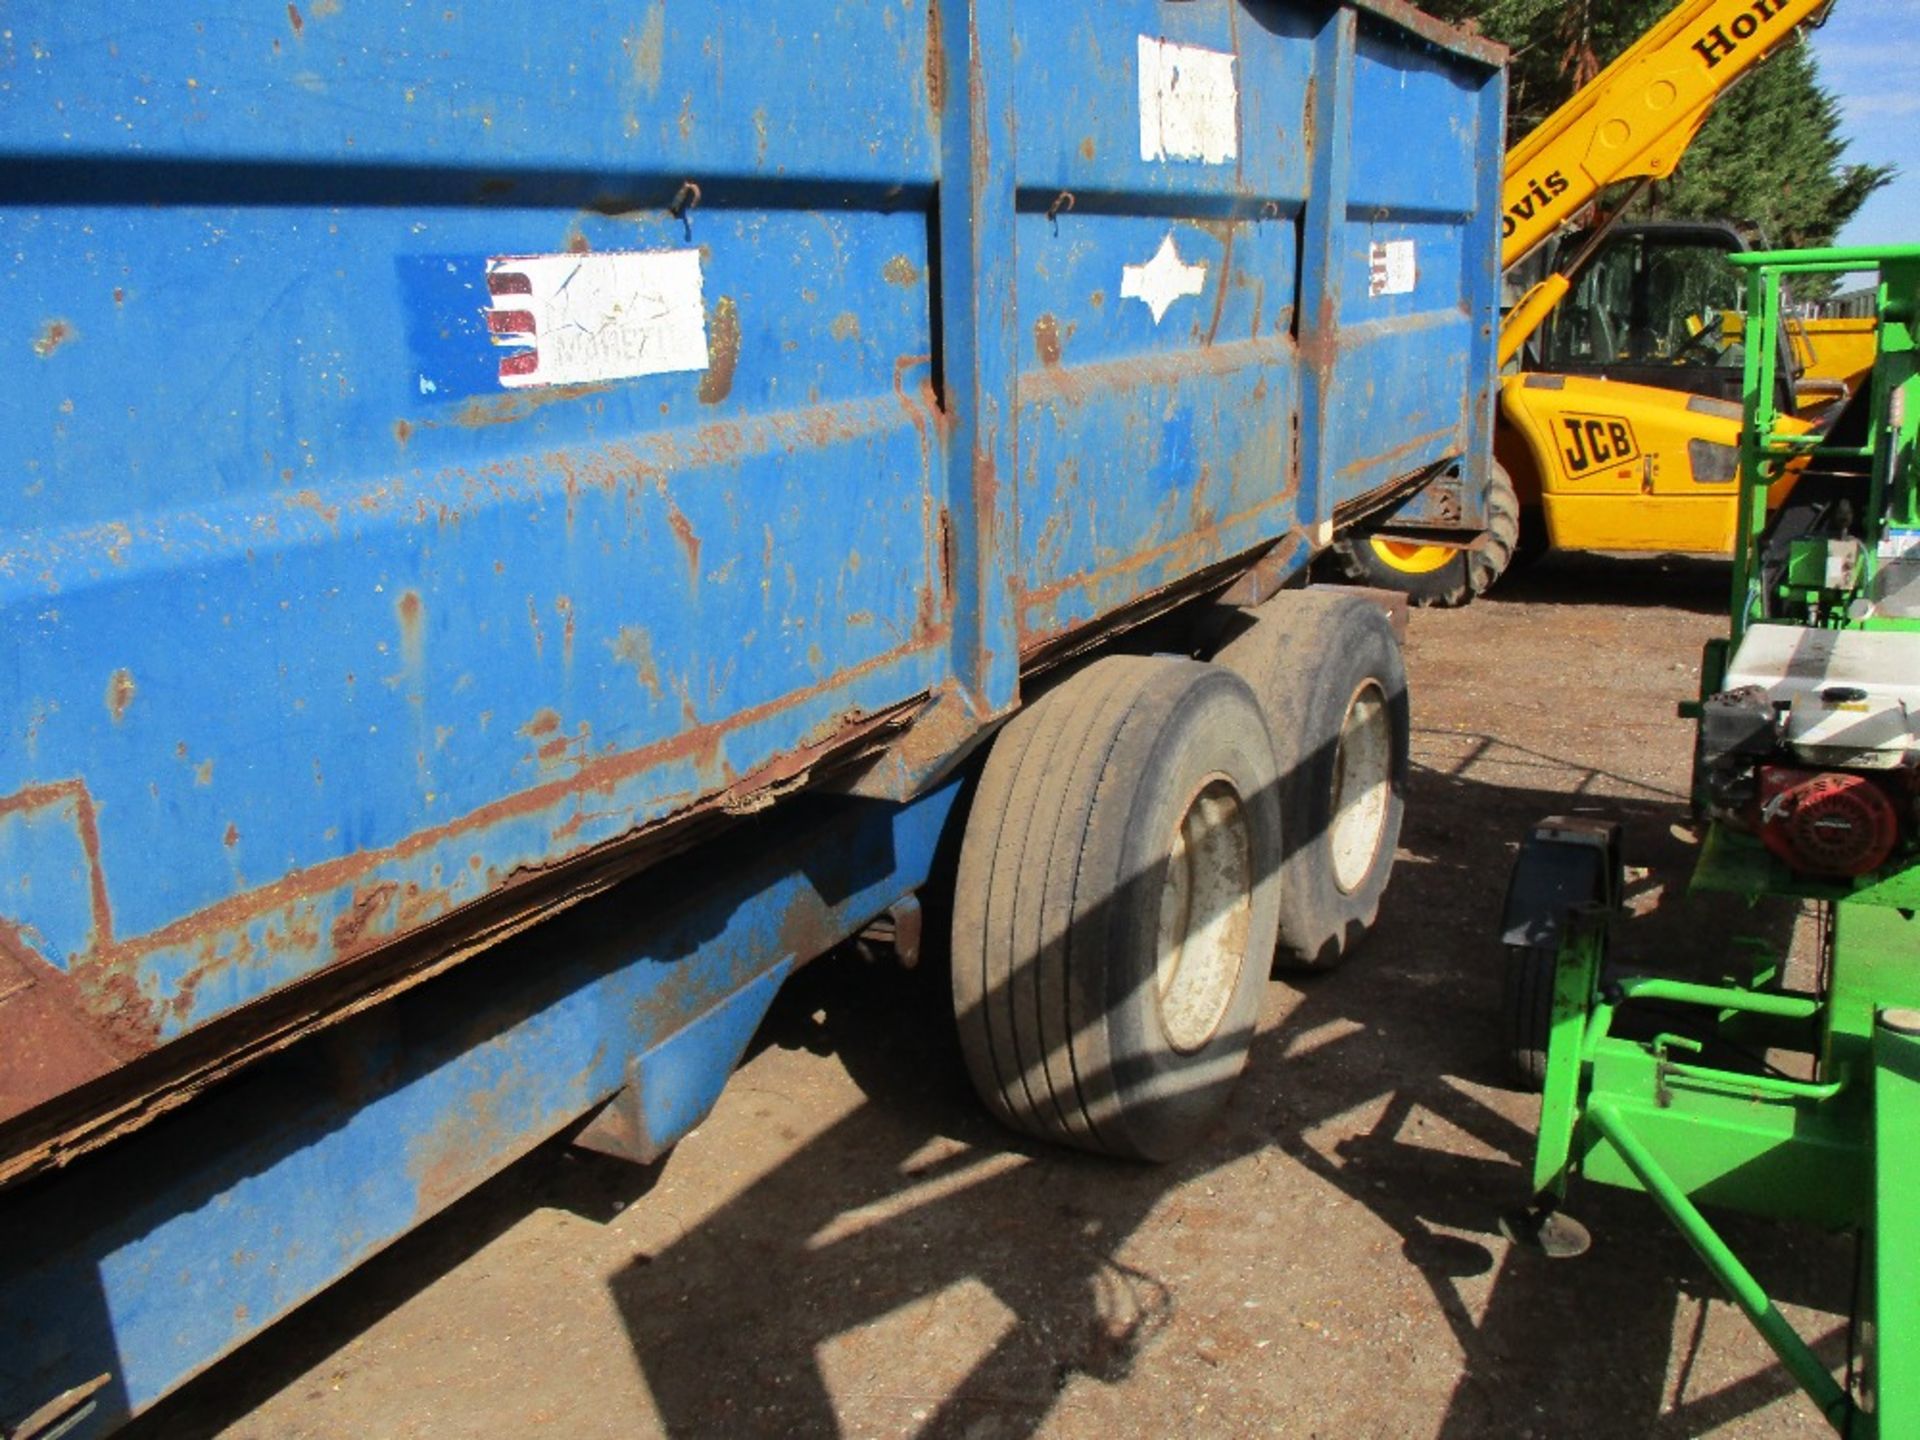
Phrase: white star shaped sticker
[{"left": 1121, "top": 233, "right": 1208, "bottom": 325}]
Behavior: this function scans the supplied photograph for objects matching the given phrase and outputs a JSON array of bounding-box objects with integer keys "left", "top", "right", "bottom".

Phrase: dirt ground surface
[{"left": 133, "top": 552, "right": 1851, "bottom": 1440}]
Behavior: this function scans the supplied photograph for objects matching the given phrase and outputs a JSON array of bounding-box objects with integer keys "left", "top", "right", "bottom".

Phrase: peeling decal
[
  {"left": 1368, "top": 239, "right": 1417, "bottom": 298},
  {"left": 485, "top": 250, "right": 710, "bottom": 389},
  {"left": 1122, "top": 233, "right": 1207, "bottom": 325},
  {"left": 1137, "top": 36, "right": 1238, "bottom": 165}
]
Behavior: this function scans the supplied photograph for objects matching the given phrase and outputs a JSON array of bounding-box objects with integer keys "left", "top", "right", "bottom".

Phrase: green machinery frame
[{"left": 1522, "top": 244, "right": 1920, "bottom": 1437}]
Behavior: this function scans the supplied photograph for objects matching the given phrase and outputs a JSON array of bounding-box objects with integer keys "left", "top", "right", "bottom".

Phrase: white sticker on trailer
[
  {"left": 1369, "top": 239, "right": 1417, "bottom": 297},
  {"left": 485, "top": 249, "right": 710, "bottom": 389},
  {"left": 1137, "top": 36, "right": 1238, "bottom": 165}
]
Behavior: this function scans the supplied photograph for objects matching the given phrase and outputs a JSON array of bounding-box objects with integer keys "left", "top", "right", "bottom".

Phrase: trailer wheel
[
  {"left": 1210, "top": 589, "right": 1407, "bottom": 968},
  {"left": 951, "top": 656, "right": 1282, "bottom": 1160},
  {"left": 1331, "top": 462, "right": 1519, "bottom": 607}
]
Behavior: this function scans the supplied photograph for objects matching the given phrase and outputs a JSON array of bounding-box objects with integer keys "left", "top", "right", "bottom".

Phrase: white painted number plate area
[
  {"left": 1369, "top": 240, "right": 1417, "bottom": 297},
  {"left": 1138, "top": 36, "right": 1238, "bottom": 165},
  {"left": 485, "top": 250, "right": 710, "bottom": 389}
]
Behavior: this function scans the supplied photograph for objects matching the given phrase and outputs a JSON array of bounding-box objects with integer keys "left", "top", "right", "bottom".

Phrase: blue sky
[{"left": 1808, "top": 1, "right": 1919, "bottom": 247}]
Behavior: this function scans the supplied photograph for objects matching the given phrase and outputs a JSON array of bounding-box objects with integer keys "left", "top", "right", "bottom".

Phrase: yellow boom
[{"left": 1497, "top": 0, "right": 1832, "bottom": 366}]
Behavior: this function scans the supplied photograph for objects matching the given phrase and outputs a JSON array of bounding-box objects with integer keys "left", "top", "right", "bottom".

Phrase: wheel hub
[
  {"left": 1155, "top": 777, "right": 1252, "bottom": 1054},
  {"left": 1329, "top": 680, "right": 1393, "bottom": 893}
]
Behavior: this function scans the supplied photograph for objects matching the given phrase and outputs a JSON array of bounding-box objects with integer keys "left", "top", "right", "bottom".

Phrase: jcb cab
[{"left": 1500, "top": 220, "right": 1861, "bottom": 556}]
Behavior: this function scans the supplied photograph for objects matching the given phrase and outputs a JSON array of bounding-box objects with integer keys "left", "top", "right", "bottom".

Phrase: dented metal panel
[
  {"left": 1, "top": 776, "right": 962, "bottom": 1430},
  {"left": 1, "top": 3, "right": 959, "bottom": 1152},
  {"left": 1008, "top": 2, "right": 1503, "bottom": 640}
]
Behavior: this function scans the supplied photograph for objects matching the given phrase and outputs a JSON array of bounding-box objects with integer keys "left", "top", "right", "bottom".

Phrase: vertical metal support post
[
  {"left": 1821, "top": 901, "right": 1920, "bottom": 1082},
  {"left": 1870, "top": 1008, "right": 1920, "bottom": 1438},
  {"left": 934, "top": 0, "right": 1020, "bottom": 720},
  {"left": 1530, "top": 906, "right": 1606, "bottom": 1199},
  {"left": 1460, "top": 56, "right": 1506, "bottom": 515},
  {"left": 1732, "top": 262, "right": 1782, "bottom": 642},
  {"left": 1870, "top": 258, "right": 1919, "bottom": 535},
  {"left": 1295, "top": 7, "right": 1355, "bottom": 534}
]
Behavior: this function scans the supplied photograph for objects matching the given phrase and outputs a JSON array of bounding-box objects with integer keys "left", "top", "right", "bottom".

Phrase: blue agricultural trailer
[{"left": 0, "top": 1, "right": 1504, "bottom": 1431}]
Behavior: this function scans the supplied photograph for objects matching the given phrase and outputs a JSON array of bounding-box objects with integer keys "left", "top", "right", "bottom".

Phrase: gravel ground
[{"left": 133, "top": 551, "right": 1849, "bottom": 1440}]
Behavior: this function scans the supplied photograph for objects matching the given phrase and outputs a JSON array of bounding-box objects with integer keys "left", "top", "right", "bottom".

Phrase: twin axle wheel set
[{"left": 949, "top": 587, "right": 1408, "bottom": 1160}]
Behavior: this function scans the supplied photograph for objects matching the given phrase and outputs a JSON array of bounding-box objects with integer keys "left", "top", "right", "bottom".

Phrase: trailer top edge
[{"left": 1351, "top": 0, "right": 1510, "bottom": 69}]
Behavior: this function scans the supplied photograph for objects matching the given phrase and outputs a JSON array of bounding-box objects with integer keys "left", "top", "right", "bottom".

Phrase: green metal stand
[
  {"left": 1518, "top": 244, "right": 1920, "bottom": 1438},
  {"left": 1526, "top": 900, "right": 1916, "bottom": 1434},
  {"left": 1585, "top": 1099, "right": 1850, "bottom": 1429},
  {"left": 1871, "top": 1009, "right": 1920, "bottom": 1438}
]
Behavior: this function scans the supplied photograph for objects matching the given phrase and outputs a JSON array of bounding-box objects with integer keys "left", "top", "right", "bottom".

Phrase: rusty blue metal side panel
[
  {"left": 0, "top": 0, "right": 1504, "bottom": 1430},
  {"left": 0, "top": 1, "right": 962, "bottom": 1129},
  {"left": 1322, "top": 16, "right": 1499, "bottom": 502},
  {"left": 1011, "top": 3, "right": 1315, "bottom": 648},
  {"left": 0, "top": 0, "right": 1498, "bottom": 1139},
  {"left": 0, "top": 776, "right": 963, "bottom": 1435},
  {"left": 1008, "top": 2, "right": 1503, "bottom": 644}
]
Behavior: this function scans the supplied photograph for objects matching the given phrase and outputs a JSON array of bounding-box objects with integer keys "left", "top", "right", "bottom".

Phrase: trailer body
[{"left": 0, "top": 2, "right": 1503, "bottom": 1430}]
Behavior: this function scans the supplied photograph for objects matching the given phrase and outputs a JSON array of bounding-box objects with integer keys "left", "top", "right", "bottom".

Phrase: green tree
[
  {"left": 1426, "top": 0, "right": 1671, "bottom": 136},
  {"left": 1651, "top": 41, "right": 1891, "bottom": 251}
]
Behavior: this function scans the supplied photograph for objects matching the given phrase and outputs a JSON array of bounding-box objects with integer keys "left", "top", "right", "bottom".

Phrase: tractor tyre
[{"left": 1331, "top": 462, "right": 1519, "bottom": 607}]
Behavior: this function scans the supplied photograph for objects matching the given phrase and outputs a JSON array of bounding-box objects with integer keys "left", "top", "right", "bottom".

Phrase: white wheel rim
[
  {"left": 1155, "top": 777, "right": 1253, "bottom": 1054},
  {"left": 1329, "top": 680, "right": 1393, "bottom": 894}
]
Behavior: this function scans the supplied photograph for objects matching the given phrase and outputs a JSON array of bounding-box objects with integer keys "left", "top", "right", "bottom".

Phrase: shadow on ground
[
  {"left": 1489, "top": 551, "right": 1733, "bottom": 616},
  {"left": 605, "top": 742, "right": 1841, "bottom": 1438},
  {"left": 131, "top": 736, "right": 1847, "bottom": 1439}
]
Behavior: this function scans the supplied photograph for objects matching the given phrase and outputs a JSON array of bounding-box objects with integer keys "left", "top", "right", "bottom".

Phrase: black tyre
[
  {"left": 1510, "top": 503, "right": 1550, "bottom": 571},
  {"left": 1330, "top": 461, "right": 1519, "bottom": 607},
  {"left": 951, "top": 656, "right": 1283, "bottom": 1160},
  {"left": 1497, "top": 817, "right": 1620, "bottom": 1090},
  {"left": 1504, "top": 945, "right": 1557, "bottom": 1091},
  {"left": 1210, "top": 589, "right": 1408, "bottom": 968}
]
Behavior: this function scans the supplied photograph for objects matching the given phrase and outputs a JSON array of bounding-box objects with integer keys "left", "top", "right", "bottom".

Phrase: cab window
[{"left": 1539, "top": 234, "right": 1746, "bottom": 372}]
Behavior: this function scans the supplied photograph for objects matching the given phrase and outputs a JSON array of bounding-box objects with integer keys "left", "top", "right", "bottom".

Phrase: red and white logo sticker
[
  {"left": 485, "top": 250, "right": 710, "bottom": 389},
  {"left": 1368, "top": 240, "right": 1417, "bottom": 298}
]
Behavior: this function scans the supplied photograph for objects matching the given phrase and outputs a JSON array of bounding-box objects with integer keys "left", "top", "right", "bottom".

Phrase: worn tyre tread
[
  {"left": 1466, "top": 462, "right": 1521, "bottom": 600},
  {"left": 952, "top": 655, "right": 1281, "bottom": 1159},
  {"left": 966, "top": 659, "right": 1126, "bottom": 1138},
  {"left": 1005, "top": 657, "right": 1143, "bottom": 1144},
  {"left": 1504, "top": 943, "right": 1556, "bottom": 1091},
  {"left": 962, "top": 656, "right": 1152, "bottom": 1146},
  {"left": 1211, "top": 589, "right": 1408, "bottom": 970}
]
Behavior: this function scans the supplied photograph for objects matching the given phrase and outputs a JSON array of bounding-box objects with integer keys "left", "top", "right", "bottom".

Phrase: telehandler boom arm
[{"left": 1497, "top": 0, "right": 1831, "bottom": 366}]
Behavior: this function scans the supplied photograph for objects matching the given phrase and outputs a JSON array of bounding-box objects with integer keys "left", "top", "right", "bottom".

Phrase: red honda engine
[{"left": 1755, "top": 768, "right": 1901, "bottom": 878}]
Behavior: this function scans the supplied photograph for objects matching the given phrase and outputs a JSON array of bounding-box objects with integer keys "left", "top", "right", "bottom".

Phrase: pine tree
[{"left": 1650, "top": 41, "right": 1890, "bottom": 251}]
